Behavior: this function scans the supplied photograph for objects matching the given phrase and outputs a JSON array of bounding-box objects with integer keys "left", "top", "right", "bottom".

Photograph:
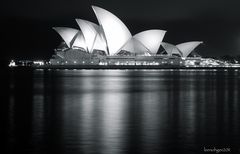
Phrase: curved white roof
[
  {"left": 91, "top": 30, "right": 108, "bottom": 53},
  {"left": 92, "top": 6, "right": 132, "bottom": 55},
  {"left": 72, "top": 31, "right": 87, "bottom": 51},
  {"left": 75, "top": 19, "right": 99, "bottom": 53},
  {"left": 119, "top": 38, "right": 151, "bottom": 56},
  {"left": 133, "top": 30, "right": 166, "bottom": 55},
  {"left": 53, "top": 27, "right": 79, "bottom": 48},
  {"left": 176, "top": 41, "right": 203, "bottom": 57},
  {"left": 161, "top": 42, "right": 182, "bottom": 56}
]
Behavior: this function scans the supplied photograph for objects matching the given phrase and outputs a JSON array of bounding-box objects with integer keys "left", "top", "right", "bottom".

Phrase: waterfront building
[{"left": 49, "top": 6, "right": 227, "bottom": 67}]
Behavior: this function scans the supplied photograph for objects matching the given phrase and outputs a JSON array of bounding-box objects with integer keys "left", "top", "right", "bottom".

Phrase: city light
[
  {"left": 9, "top": 60, "right": 16, "bottom": 67},
  {"left": 33, "top": 61, "right": 44, "bottom": 66}
]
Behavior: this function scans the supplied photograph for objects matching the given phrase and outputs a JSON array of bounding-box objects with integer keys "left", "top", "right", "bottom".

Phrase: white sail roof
[
  {"left": 119, "top": 38, "right": 151, "bottom": 56},
  {"left": 91, "top": 30, "right": 108, "bottom": 53},
  {"left": 53, "top": 27, "right": 79, "bottom": 48},
  {"left": 72, "top": 31, "right": 87, "bottom": 51},
  {"left": 75, "top": 19, "right": 99, "bottom": 53},
  {"left": 176, "top": 41, "right": 203, "bottom": 57},
  {"left": 92, "top": 6, "right": 132, "bottom": 55},
  {"left": 161, "top": 42, "right": 182, "bottom": 56},
  {"left": 133, "top": 30, "right": 166, "bottom": 55}
]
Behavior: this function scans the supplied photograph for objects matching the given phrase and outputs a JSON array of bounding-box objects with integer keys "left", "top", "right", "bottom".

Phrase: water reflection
[{"left": 5, "top": 69, "right": 240, "bottom": 154}]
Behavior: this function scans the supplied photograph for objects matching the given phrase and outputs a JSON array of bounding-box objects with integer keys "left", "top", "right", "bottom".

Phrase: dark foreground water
[{"left": 3, "top": 69, "right": 240, "bottom": 154}]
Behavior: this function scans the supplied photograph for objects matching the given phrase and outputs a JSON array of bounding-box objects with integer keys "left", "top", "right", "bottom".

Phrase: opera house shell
[{"left": 50, "top": 6, "right": 203, "bottom": 66}]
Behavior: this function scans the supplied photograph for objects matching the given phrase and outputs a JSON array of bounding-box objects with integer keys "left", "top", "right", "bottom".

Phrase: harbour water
[{"left": 3, "top": 69, "right": 240, "bottom": 154}]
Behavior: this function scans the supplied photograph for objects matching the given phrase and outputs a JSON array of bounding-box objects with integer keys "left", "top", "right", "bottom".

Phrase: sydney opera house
[{"left": 48, "top": 6, "right": 227, "bottom": 68}]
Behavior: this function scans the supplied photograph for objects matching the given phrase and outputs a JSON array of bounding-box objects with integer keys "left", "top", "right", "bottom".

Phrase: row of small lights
[
  {"left": 9, "top": 58, "right": 240, "bottom": 68},
  {"left": 99, "top": 61, "right": 183, "bottom": 66}
]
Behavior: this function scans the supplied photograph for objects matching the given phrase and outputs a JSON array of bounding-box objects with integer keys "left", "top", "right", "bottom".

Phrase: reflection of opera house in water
[{"left": 49, "top": 6, "right": 228, "bottom": 67}]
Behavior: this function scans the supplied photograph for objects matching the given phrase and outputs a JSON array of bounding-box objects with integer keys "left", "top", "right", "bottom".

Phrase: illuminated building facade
[{"left": 49, "top": 6, "right": 226, "bottom": 67}]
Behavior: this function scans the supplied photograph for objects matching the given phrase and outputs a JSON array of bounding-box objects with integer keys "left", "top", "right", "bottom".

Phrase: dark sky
[{"left": 2, "top": 0, "right": 240, "bottom": 60}]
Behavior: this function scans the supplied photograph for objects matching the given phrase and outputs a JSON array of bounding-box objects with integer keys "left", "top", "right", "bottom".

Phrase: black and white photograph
[{"left": 2, "top": 0, "right": 240, "bottom": 153}]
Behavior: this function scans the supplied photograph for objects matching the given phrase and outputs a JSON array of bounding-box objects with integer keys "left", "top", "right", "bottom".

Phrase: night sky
[{"left": 2, "top": 0, "right": 240, "bottom": 61}]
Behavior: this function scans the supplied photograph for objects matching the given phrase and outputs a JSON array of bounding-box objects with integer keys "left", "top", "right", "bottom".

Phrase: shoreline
[{"left": 9, "top": 65, "right": 240, "bottom": 70}]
